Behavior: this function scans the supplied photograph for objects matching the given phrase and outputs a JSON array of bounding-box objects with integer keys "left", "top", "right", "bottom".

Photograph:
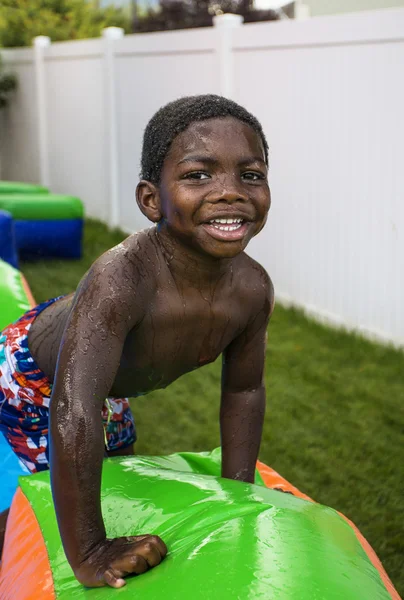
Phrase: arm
[
  {"left": 220, "top": 273, "right": 274, "bottom": 484},
  {"left": 49, "top": 256, "right": 166, "bottom": 588}
]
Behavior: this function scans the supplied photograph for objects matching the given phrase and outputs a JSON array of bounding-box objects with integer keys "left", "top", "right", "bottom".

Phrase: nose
[{"left": 207, "top": 175, "right": 248, "bottom": 204}]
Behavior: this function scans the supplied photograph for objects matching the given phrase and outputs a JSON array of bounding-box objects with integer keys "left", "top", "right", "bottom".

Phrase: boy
[{"left": 0, "top": 95, "right": 273, "bottom": 588}]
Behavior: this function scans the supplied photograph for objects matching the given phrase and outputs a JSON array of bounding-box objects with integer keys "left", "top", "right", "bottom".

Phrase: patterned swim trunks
[{"left": 0, "top": 297, "right": 136, "bottom": 474}]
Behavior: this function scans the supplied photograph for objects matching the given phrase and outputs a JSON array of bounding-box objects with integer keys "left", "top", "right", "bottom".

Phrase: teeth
[
  {"left": 209, "top": 218, "right": 243, "bottom": 224},
  {"left": 211, "top": 223, "right": 242, "bottom": 231}
]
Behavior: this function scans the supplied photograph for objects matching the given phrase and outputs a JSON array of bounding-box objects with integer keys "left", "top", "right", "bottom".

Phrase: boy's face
[{"left": 158, "top": 117, "right": 270, "bottom": 259}]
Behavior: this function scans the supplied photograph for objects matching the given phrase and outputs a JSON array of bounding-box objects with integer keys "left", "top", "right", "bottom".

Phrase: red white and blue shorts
[{"left": 0, "top": 298, "right": 136, "bottom": 474}]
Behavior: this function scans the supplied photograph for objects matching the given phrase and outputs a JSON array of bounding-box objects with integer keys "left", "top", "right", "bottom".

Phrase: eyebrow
[{"left": 177, "top": 155, "right": 267, "bottom": 167}]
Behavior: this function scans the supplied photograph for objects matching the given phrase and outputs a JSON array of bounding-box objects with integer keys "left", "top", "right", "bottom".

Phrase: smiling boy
[{"left": 0, "top": 95, "right": 273, "bottom": 588}]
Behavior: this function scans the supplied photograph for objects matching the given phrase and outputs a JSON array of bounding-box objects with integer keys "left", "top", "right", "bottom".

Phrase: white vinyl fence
[{"left": 1, "top": 9, "right": 404, "bottom": 346}]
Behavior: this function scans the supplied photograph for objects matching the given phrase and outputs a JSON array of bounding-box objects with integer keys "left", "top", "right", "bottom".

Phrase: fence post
[
  {"left": 102, "top": 26, "right": 124, "bottom": 229},
  {"left": 294, "top": 1, "right": 310, "bottom": 19},
  {"left": 33, "top": 36, "right": 51, "bottom": 188},
  {"left": 213, "top": 13, "right": 243, "bottom": 100}
]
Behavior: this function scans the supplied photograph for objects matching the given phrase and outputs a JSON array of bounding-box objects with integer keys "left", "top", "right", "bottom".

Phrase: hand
[{"left": 74, "top": 535, "right": 167, "bottom": 588}]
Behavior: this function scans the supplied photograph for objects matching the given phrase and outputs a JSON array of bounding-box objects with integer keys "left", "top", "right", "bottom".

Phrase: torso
[{"left": 28, "top": 229, "right": 268, "bottom": 398}]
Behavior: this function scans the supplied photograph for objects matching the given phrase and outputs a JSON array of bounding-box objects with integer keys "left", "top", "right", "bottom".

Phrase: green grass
[{"left": 21, "top": 218, "right": 404, "bottom": 596}]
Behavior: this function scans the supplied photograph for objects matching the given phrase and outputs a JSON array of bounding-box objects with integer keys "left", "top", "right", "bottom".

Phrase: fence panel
[
  {"left": 1, "top": 9, "right": 403, "bottom": 344},
  {"left": 0, "top": 49, "right": 39, "bottom": 183},
  {"left": 44, "top": 39, "right": 109, "bottom": 220},
  {"left": 114, "top": 28, "right": 219, "bottom": 232},
  {"left": 233, "top": 10, "right": 404, "bottom": 343}
]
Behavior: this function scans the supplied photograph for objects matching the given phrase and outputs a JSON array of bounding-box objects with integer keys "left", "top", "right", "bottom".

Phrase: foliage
[
  {"left": 0, "top": 55, "right": 17, "bottom": 108},
  {"left": 0, "top": 0, "right": 279, "bottom": 45},
  {"left": 0, "top": 0, "right": 132, "bottom": 48},
  {"left": 133, "top": 0, "right": 279, "bottom": 33}
]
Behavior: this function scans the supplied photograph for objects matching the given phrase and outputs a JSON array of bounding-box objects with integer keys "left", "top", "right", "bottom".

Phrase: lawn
[{"left": 21, "top": 218, "right": 404, "bottom": 596}]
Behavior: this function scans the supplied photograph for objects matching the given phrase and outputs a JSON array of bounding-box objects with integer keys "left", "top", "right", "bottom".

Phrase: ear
[{"left": 136, "top": 180, "right": 162, "bottom": 223}]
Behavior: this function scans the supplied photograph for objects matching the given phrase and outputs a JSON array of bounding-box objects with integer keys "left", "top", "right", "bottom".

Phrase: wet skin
[{"left": 26, "top": 117, "right": 274, "bottom": 588}]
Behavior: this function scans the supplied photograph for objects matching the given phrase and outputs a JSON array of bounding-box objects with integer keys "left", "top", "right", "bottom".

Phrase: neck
[{"left": 153, "top": 224, "right": 232, "bottom": 289}]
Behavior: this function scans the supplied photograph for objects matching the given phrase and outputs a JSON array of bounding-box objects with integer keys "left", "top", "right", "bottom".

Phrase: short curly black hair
[{"left": 140, "top": 94, "right": 268, "bottom": 184}]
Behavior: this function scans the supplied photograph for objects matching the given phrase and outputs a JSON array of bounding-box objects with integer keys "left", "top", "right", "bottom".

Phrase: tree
[
  {"left": 133, "top": 0, "right": 278, "bottom": 33},
  {"left": 0, "top": 55, "right": 17, "bottom": 108},
  {"left": 0, "top": 0, "right": 132, "bottom": 48}
]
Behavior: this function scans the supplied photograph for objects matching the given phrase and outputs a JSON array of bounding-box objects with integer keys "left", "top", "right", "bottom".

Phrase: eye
[
  {"left": 182, "top": 171, "right": 210, "bottom": 181},
  {"left": 242, "top": 171, "right": 266, "bottom": 182}
]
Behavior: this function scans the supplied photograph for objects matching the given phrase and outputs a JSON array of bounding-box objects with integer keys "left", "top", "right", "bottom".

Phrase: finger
[
  {"left": 114, "top": 554, "right": 149, "bottom": 577},
  {"left": 144, "top": 535, "right": 168, "bottom": 559},
  {"left": 103, "top": 568, "right": 126, "bottom": 589},
  {"left": 138, "top": 541, "right": 164, "bottom": 568},
  {"left": 125, "top": 535, "right": 150, "bottom": 544},
  {"left": 150, "top": 535, "right": 168, "bottom": 558},
  {"left": 129, "top": 555, "right": 149, "bottom": 575},
  {"left": 126, "top": 534, "right": 168, "bottom": 558}
]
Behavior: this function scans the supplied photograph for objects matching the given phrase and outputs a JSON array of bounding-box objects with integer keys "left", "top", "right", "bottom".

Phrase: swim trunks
[{"left": 0, "top": 298, "right": 136, "bottom": 473}]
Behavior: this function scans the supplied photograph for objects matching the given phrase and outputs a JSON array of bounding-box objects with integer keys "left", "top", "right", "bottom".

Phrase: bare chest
[{"left": 113, "top": 293, "right": 247, "bottom": 395}]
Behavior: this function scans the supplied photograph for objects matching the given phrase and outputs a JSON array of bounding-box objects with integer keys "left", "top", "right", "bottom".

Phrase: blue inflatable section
[
  {"left": 0, "top": 433, "right": 29, "bottom": 512},
  {"left": 15, "top": 219, "right": 83, "bottom": 259},
  {"left": 0, "top": 210, "right": 18, "bottom": 269}
]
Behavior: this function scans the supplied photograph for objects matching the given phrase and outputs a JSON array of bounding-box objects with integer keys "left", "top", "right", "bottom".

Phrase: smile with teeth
[{"left": 208, "top": 218, "right": 244, "bottom": 231}]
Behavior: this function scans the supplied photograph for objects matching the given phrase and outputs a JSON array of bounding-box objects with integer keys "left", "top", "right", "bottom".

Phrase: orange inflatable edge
[
  {"left": 0, "top": 487, "right": 55, "bottom": 600},
  {"left": 0, "top": 275, "right": 49, "bottom": 598},
  {"left": 256, "top": 461, "right": 401, "bottom": 600}
]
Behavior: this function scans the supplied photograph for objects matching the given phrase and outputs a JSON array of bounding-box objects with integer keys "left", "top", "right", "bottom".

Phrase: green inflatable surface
[
  {"left": 19, "top": 449, "right": 391, "bottom": 599},
  {"left": 0, "top": 194, "right": 84, "bottom": 220},
  {"left": 0, "top": 181, "right": 48, "bottom": 194},
  {"left": 0, "top": 259, "right": 31, "bottom": 330}
]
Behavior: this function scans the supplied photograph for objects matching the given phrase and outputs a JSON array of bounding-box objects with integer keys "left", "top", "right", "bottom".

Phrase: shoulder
[
  {"left": 233, "top": 253, "right": 275, "bottom": 319},
  {"left": 90, "top": 229, "right": 156, "bottom": 284},
  {"left": 75, "top": 229, "right": 157, "bottom": 312}
]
